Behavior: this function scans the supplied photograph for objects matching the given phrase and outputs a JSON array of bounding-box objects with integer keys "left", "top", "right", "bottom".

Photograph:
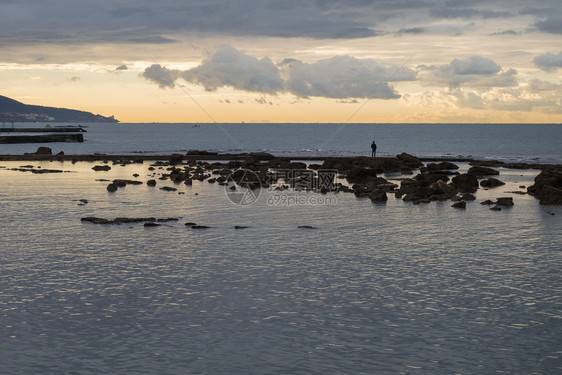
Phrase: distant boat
[{"left": 192, "top": 124, "right": 200, "bottom": 128}]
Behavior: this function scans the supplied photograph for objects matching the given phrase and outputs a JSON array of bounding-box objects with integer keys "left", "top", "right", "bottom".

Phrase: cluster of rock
[{"left": 85, "top": 150, "right": 562, "bottom": 208}]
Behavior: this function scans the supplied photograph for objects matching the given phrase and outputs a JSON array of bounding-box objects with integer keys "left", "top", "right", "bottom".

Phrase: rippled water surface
[{"left": 0, "top": 161, "right": 561, "bottom": 374}]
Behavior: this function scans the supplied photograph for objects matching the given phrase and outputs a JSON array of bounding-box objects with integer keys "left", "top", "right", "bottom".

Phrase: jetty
[
  {"left": 0, "top": 133, "right": 84, "bottom": 144},
  {"left": 0, "top": 126, "right": 87, "bottom": 133},
  {"left": 0, "top": 126, "right": 86, "bottom": 143}
]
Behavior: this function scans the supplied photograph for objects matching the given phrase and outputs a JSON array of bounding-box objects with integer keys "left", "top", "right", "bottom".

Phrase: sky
[{"left": 1, "top": 0, "right": 561, "bottom": 123}]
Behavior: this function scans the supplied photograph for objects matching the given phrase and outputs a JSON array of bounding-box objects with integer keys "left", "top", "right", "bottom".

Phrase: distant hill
[{"left": 0, "top": 95, "right": 118, "bottom": 123}]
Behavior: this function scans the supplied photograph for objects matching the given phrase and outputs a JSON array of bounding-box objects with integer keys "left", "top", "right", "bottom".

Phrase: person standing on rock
[{"left": 371, "top": 141, "right": 377, "bottom": 157}]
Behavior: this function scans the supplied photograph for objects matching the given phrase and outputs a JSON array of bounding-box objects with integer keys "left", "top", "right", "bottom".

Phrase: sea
[
  {"left": 0, "top": 123, "right": 561, "bottom": 374},
  {"left": 1, "top": 122, "right": 561, "bottom": 164}
]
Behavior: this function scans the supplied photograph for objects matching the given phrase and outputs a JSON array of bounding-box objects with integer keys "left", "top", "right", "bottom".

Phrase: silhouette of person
[{"left": 371, "top": 141, "right": 377, "bottom": 157}]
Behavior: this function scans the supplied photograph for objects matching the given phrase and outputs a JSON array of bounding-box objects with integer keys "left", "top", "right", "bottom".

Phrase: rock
[
  {"left": 527, "top": 170, "right": 562, "bottom": 205},
  {"left": 185, "top": 222, "right": 197, "bottom": 226},
  {"left": 537, "top": 185, "right": 562, "bottom": 205},
  {"left": 234, "top": 225, "right": 249, "bottom": 229},
  {"left": 461, "top": 193, "right": 476, "bottom": 201},
  {"left": 160, "top": 186, "right": 177, "bottom": 192},
  {"left": 92, "top": 165, "right": 111, "bottom": 171},
  {"left": 35, "top": 146, "right": 52, "bottom": 155},
  {"left": 191, "top": 225, "right": 210, "bottom": 229},
  {"left": 451, "top": 173, "right": 479, "bottom": 193},
  {"left": 490, "top": 206, "right": 502, "bottom": 211},
  {"left": 147, "top": 179, "right": 157, "bottom": 186},
  {"left": 82, "top": 217, "right": 172, "bottom": 225},
  {"left": 81, "top": 217, "right": 111, "bottom": 224},
  {"left": 480, "top": 177, "right": 505, "bottom": 188},
  {"left": 467, "top": 166, "right": 500, "bottom": 177},
  {"left": 186, "top": 150, "right": 218, "bottom": 156},
  {"left": 106, "top": 183, "right": 118, "bottom": 192},
  {"left": 113, "top": 179, "right": 142, "bottom": 186},
  {"left": 56, "top": 151, "right": 64, "bottom": 156},
  {"left": 495, "top": 197, "right": 514, "bottom": 206},
  {"left": 298, "top": 225, "right": 317, "bottom": 229},
  {"left": 481, "top": 200, "right": 495, "bottom": 205},
  {"left": 144, "top": 222, "right": 161, "bottom": 227},
  {"left": 452, "top": 201, "right": 466, "bottom": 209},
  {"left": 169, "top": 153, "right": 184, "bottom": 165},
  {"left": 426, "top": 161, "right": 459, "bottom": 170},
  {"left": 429, "top": 180, "right": 456, "bottom": 195},
  {"left": 345, "top": 167, "right": 378, "bottom": 183},
  {"left": 395, "top": 152, "right": 423, "bottom": 168},
  {"left": 369, "top": 189, "right": 388, "bottom": 202}
]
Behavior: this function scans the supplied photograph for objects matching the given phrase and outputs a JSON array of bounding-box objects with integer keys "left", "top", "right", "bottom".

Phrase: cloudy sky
[{"left": 1, "top": 0, "right": 561, "bottom": 123}]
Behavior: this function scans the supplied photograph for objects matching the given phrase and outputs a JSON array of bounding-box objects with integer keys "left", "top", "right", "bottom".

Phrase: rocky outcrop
[{"left": 527, "top": 170, "right": 562, "bottom": 205}]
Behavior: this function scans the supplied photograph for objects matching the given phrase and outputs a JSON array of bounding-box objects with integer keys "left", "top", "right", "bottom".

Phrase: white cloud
[
  {"left": 140, "top": 64, "right": 178, "bottom": 88},
  {"left": 181, "top": 46, "right": 283, "bottom": 94},
  {"left": 141, "top": 46, "right": 416, "bottom": 100},
  {"left": 283, "top": 55, "right": 416, "bottom": 99}
]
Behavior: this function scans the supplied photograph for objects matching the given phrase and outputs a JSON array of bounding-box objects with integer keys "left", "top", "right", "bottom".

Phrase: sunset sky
[{"left": 1, "top": 0, "right": 561, "bottom": 123}]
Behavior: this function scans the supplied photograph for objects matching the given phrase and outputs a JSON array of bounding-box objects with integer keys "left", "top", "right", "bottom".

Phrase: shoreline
[{"left": 1, "top": 151, "right": 561, "bottom": 171}]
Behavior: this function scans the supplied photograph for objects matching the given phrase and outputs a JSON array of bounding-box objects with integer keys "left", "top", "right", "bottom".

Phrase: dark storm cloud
[
  {"left": 2, "top": 0, "right": 560, "bottom": 55},
  {"left": 141, "top": 46, "right": 417, "bottom": 100},
  {"left": 534, "top": 52, "right": 562, "bottom": 71},
  {"left": 534, "top": 17, "right": 562, "bottom": 34},
  {"left": 420, "top": 56, "right": 518, "bottom": 90}
]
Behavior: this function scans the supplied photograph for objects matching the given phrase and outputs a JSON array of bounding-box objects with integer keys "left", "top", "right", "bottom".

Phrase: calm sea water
[
  {"left": 1, "top": 122, "right": 561, "bottom": 163},
  {"left": 0, "top": 157, "right": 561, "bottom": 374}
]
